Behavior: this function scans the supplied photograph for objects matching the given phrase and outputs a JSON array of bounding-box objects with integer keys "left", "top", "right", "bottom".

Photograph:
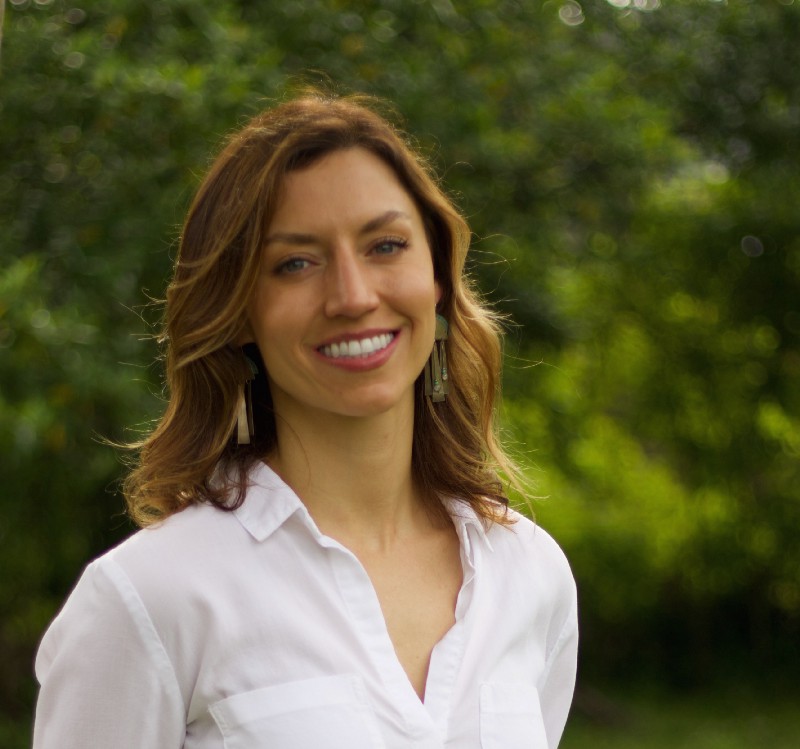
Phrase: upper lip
[{"left": 315, "top": 328, "right": 398, "bottom": 348}]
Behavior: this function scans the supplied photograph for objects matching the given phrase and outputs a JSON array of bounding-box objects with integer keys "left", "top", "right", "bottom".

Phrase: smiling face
[{"left": 246, "top": 147, "right": 441, "bottom": 424}]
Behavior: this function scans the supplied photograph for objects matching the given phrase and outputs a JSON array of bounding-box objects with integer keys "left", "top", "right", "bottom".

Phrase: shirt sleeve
[
  {"left": 33, "top": 557, "right": 186, "bottom": 749},
  {"left": 538, "top": 571, "right": 579, "bottom": 749}
]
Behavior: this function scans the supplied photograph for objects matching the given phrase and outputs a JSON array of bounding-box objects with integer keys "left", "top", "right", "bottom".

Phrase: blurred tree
[{"left": 507, "top": 0, "right": 800, "bottom": 687}]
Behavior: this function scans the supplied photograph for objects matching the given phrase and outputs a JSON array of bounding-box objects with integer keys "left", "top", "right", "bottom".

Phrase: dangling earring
[
  {"left": 236, "top": 355, "right": 258, "bottom": 445},
  {"left": 424, "top": 314, "right": 450, "bottom": 402}
]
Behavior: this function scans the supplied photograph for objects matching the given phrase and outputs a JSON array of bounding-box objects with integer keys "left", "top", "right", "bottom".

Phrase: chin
[{"left": 328, "top": 386, "right": 415, "bottom": 420}]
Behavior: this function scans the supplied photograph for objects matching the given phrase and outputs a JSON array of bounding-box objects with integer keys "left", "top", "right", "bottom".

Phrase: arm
[
  {"left": 538, "top": 574, "right": 579, "bottom": 749},
  {"left": 33, "top": 558, "right": 186, "bottom": 749}
]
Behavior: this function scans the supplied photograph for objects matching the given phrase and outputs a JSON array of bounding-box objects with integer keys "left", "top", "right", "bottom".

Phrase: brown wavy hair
[{"left": 124, "top": 91, "right": 519, "bottom": 527}]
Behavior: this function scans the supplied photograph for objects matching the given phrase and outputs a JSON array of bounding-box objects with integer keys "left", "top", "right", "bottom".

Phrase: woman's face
[{"left": 247, "top": 147, "right": 441, "bottom": 422}]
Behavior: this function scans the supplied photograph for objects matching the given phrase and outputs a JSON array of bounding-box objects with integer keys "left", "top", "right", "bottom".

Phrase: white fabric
[{"left": 33, "top": 462, "right": 578, "bottom": 749}]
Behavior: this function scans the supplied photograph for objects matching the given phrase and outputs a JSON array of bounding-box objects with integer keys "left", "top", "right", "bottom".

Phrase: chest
[{"left": 358, "top": 530, "right": 464, "bottom": 700}]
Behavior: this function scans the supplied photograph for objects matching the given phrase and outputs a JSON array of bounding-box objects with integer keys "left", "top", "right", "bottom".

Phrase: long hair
[{"left": 124, "top": 92, "right": 518, "bottom": 527}]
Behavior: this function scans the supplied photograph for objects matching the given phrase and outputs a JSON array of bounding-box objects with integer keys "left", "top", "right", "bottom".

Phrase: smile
[{"left": 319, "top": 333, "right": 396, "bottom": 359}]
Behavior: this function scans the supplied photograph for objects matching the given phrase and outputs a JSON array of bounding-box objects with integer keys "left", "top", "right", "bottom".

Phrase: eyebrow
[{"left": 264, "top": 210, "right": 412, "bottom": 247}]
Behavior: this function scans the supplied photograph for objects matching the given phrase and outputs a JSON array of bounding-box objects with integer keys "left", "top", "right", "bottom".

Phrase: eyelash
[
  {"left": 273, "top": 237, "right": 409, "bottom": 275},
  {"left": 371, "top": 236, "right": 409, "bottom": 255},
  {"left": 275, "top": 257, "right": 311, "bottom": 275}
]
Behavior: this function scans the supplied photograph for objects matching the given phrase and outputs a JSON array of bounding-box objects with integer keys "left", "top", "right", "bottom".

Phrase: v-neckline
[{"left": 319, "top": 517, "right": 478, "bottom": 728}]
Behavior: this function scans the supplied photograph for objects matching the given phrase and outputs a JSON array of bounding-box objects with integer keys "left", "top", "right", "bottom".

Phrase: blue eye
[
  {"left": 372, "top": 238, "right": 408, "bottom": 255},
  {"left": 276, "top": 257, "right": 310, "bottom": 274}
]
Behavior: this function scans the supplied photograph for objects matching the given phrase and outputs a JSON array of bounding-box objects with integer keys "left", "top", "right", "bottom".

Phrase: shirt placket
[
  {"left": 321, "top": 534, "right": 446, "bottom": 748},
  {"left": 423, "top": 517, "right": 480, "bottom": 737}
]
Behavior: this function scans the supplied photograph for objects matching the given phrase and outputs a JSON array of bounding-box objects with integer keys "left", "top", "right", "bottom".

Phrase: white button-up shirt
[{"left": 34, "top": 462, "right": 577, "bottom": 749}]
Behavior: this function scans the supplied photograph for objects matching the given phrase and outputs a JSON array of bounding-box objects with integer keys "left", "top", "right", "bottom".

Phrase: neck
[{"left": 267, "top": 396, "right": 433, "bottom": 551}]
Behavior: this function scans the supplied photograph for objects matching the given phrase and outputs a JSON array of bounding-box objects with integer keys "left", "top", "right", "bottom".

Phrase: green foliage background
[{"left": 2, "top": 0, "right": 799, "bottom": 743}]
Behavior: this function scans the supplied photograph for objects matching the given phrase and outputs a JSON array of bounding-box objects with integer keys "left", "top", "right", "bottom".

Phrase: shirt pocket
[
  {"left": 209, "top": 673, "right": 386, "bottom": 749},
  {"left": 479, "top": 682, "right": 550, "bottom": 749}
]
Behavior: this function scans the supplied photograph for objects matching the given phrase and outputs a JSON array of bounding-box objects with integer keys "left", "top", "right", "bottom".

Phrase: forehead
[{"left": 271, "top": 147, "right": 422, "bottom": 228}]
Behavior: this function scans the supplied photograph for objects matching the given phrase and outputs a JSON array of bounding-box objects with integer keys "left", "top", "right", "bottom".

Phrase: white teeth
[{"left": 320, "top": 333, "right": 394, "bottom": 359}]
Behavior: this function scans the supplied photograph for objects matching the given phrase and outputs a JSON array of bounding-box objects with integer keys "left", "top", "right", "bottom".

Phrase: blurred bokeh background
[{"left": 2, "top": 0, "right": 799, "bottom": 746}]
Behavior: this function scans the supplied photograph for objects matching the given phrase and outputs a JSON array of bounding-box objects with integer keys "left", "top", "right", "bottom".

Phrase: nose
[{"left": 323, "top": 249, "right": 379, "bottom": 318}]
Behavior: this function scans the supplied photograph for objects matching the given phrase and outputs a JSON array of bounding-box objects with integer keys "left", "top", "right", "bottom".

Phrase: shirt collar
[
  {"left": 232, "top": 461, "right": 308, "bottom": 542},
  {"left": 444, "top": 497, "right": 495, "bottom": 554},
  {"left": 233, "top": 461, "right": 496, "bottom": 553}
]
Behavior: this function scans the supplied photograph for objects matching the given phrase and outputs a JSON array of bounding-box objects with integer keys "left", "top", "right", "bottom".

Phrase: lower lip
[{"left": 314, "top": 333, "right": 400, "bottom": 372}]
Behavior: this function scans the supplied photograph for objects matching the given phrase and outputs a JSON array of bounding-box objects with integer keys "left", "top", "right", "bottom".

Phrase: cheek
[
  {"left": 246, "top": 295, "right": 285, "bottom": 357},
  {"left": 392, "top": 275, "right": 439, "bottom": 316}
]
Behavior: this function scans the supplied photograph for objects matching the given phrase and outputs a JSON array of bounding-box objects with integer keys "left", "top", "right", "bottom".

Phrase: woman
[{"left": 33, "top": 93, "right": 577, "bottom": 749}]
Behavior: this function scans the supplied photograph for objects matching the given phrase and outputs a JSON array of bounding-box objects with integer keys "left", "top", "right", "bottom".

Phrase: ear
[{"left": 434, "top": 280, "right": 443, "bottom": 305}]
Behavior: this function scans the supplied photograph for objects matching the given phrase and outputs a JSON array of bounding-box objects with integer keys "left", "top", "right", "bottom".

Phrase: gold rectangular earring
[
  {"left": 424, "top": 314, "right": 450, "bottom": 402},
  {"left": 236, "top": 354, "right": 258, "bottom": 444}
]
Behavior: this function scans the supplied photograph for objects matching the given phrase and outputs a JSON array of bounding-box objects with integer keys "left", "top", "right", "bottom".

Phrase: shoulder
[
  {"left": 486, "top": 507, "right": 573, "bottom": 579},
  {"left": 37, "top": 501, "right": 247, "bottom": 646},
  {"left": 105, "top": 500, "right": 254, "bottom": 606},
  {"left": 483, "top": 508, "right": 577, "bottom": 633},
  {"left": 34, "top": 547, "right": 186, "bottom": 711},
  {"left": 42, "top": 502, "right": 235, "bottom": 626},
  {"left": 36, "top": 502, "right": 250, "bottom": 696},
  {"left": 109, "top": 501, "right": 237, "bottom": 568},
  {"left": 35, "top": 548, "right": 188, "bottom": 747}
]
